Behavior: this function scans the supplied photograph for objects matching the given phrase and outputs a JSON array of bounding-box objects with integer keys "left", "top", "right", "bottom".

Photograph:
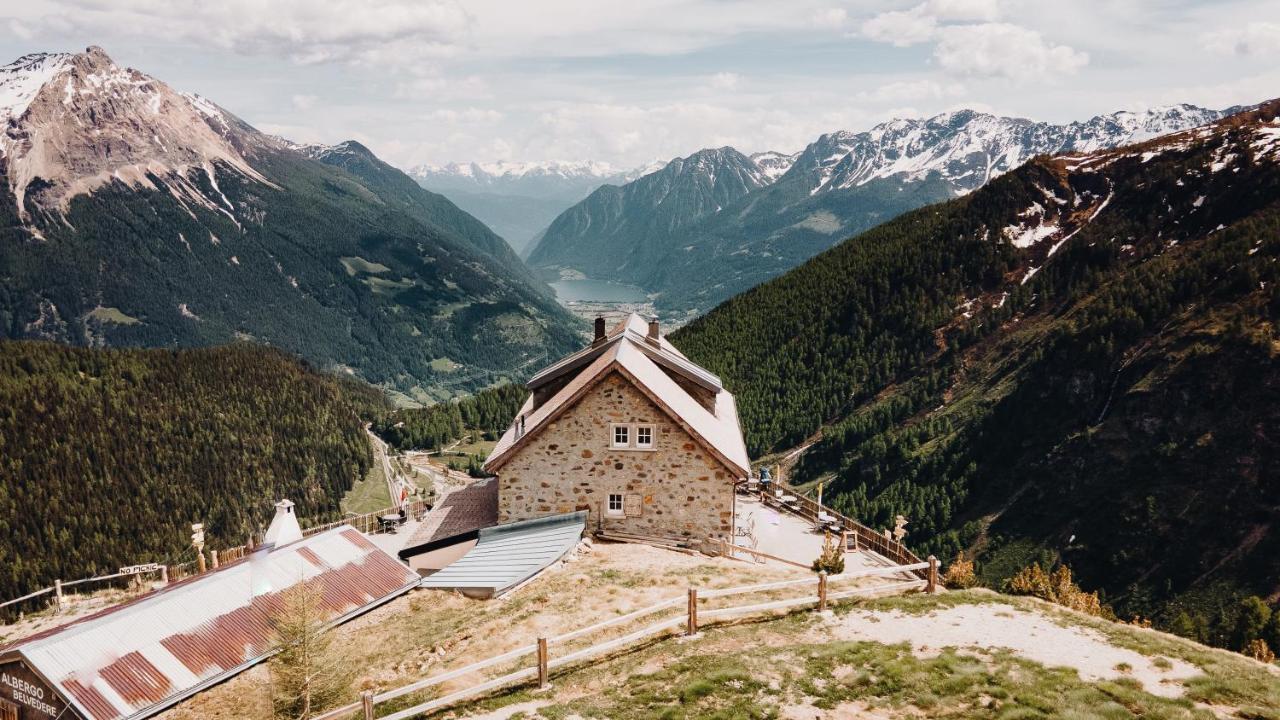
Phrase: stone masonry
[{"left": 497, "top": 372, "right": 735, "bottom": 544}]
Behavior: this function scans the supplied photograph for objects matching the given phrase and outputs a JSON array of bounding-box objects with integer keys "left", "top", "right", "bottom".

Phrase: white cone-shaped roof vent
[{"left": 263, "top": 499, "right": 303, "bottom": 547}]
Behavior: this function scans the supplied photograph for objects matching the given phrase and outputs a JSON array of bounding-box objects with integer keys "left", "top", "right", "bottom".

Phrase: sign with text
[
  {"left": 0, "top": 661, "right": 71, "bottom": 719},
  {"left": 118, "top": 563, "right": 162, "bottom": 575}
]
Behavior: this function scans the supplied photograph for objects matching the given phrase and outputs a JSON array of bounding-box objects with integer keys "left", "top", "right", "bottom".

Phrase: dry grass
[{"left": 159, "top": 542, "right": 808, "bottom": 719}]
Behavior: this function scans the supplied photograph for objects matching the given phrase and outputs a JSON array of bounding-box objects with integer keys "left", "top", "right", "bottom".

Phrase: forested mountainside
[
  {"left": 372, "top": 382, "right": 528, "bottom": 451},
  {"left": 0, "top": 341, "right": 384, "bottom": 605},
  {"left": 674, "top": 100, "right": 1280, "bottom": 649},
  {"left": 526, "top": 147, "right": 772, "bottom": 285},
  {"left": 0, "top": 47, "right": 582, "bottom": 403},
  {"left": 531, "top": 105, "right": 1225, "bottom": 319}
]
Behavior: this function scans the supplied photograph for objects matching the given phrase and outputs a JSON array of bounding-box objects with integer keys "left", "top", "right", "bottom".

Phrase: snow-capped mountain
[
  {"left": 0, "top": 46, "right": 581, "bottom": 393},
  {"left": 791, "top": 105, "right": 1229, "bottom": 196},
  {"left": 527, "top": 103, "right": 1232, "bottom": 318}
]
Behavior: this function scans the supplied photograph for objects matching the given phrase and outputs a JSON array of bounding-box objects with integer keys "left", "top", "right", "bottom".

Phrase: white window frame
[
  {"left": 610, "top": 424, "right": 630, "bottom": 449},
  {"left": 635, "top": 424, "right": 655, "bottom": 450},
  {"left": 606, "top": 493, "right": 624, "bottom": 516}
]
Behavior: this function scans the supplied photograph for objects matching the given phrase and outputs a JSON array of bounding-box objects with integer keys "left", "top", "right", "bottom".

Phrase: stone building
[{"left": 483, "top": 314, "right": 750, "bottom": 547}]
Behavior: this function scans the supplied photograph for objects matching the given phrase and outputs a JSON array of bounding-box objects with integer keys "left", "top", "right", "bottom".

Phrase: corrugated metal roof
[
  {"left": 399, "top": 479, "right": 499, "bottom": 559},
  {"left": 1, "top": 526, "right": 418, "bottom": 720},
  {"left": 419, "top": 512, "right": 586, "bottom": 597}
]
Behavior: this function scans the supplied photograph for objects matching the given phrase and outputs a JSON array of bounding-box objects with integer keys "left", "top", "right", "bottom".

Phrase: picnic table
[{"left": 379, "top": 513, "right": 402, "bottom": 534}]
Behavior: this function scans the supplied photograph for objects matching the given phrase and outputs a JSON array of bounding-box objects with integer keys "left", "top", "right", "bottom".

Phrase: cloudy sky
[{"left": 3, "top": 1, "right": 1279, "bottom": 171}]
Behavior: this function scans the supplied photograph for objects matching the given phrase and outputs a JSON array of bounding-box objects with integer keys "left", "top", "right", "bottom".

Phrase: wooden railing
[
  {"left": 3, "top": 500, "right": 432, "bottom": 610},
  {"left": 313, "top": 559, "right": 935, "bottom": 720},
  {"left": 766, "top": 487, "right": 924, "bottom": 574}
]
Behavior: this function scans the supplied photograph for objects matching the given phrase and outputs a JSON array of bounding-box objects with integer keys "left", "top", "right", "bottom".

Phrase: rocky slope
[
  {"left": 529, "top": 105, "right": 1230, "bottom": 318},
  {"left": 0, "top": 47, "right": 582, "bottom": 402},
  {"left": 673, "top": 99, "right": 1280, "bottom": 647}
]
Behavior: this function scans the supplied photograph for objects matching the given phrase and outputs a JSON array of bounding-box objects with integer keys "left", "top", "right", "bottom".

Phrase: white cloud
[
  {"left": 924, "top": 0, "right": 1000, "bottom": 22},
  {"left": 291, "top": 94, "right": 317, "bottom": 111},
  {"left": 853, "top": 79, "right": 966, "bottom": 104},
  {"left": 708, "top": 72, "right": 741, "bottom": 90},
  {"left": 933, "top": 23, "right": 1088, "bottom": 83},
  {"left": 860, "top": 6, "right": 937, "bottom": 47},
  {"left": 1203, "top": 22, "right": 1280, "bottom": 56},
  {"left": 424, "top": 107, "right": 503, "bottom": 124},
  {"left": 19, "top": 0, "right": 472, "bottom": 68},
  {"left": 811, "top": 7, "right": 848, "bottom": 28}
]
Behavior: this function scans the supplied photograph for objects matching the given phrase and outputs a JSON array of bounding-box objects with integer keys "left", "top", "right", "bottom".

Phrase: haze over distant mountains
[
  {"left": 409, "top": 159, "right": 666, "bottom": 254},
  {"left": 525, "top": 104, "right": 1233, "bottom": 319},
  {"left": 0, "top": 46, "right": 582, "bottom": 402}
]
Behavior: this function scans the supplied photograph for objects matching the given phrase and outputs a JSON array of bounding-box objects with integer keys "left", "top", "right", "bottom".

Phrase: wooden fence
[
  {"left": 2, "top": 500, "right": 431, "bottom": 610},
  {"left": 313, "top": 557, "right": 938, "bottom": 720}
]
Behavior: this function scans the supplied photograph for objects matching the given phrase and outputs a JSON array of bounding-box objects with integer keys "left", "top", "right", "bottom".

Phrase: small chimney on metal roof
[
  {"left": 263, "top": 499, "right": 303, "bottom": 547},
  {"left": 592, "top": 316, "right": 607, "bottom": 346},
  {"left": 647, "top": 316, "right": 660, "bottom": 345}
]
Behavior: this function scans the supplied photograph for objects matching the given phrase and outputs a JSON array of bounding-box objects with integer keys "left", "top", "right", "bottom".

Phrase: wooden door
[{"left": 0, "top": 698, "right": 17, "bottom": 720}]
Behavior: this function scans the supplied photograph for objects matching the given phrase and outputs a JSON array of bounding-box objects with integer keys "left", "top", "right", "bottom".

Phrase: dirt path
[{"left": 822, "top": 601, "right": 1200, "bottom": 698}]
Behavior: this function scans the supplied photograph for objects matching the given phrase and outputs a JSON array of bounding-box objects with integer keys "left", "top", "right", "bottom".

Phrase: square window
[
  {"left": 607, "top": 493, "right": 624, "bottom": 515},
  {"left": 612, "top": 424, "right": 630, "bottom": 448},
  {"left": 635, "top": 425, "right": 654, "bottom": 449}
]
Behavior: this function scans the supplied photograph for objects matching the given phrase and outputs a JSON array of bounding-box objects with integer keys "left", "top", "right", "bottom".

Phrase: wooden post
[
  {"left": 160, "top": 566, "right": 169, "bottom": 584},
  {"left": 197, "top": 551, "right": 207, "bottom": 574},
  {"left": 927, "top": 555, "right": 938, "bottom": 594},
  {"left": 361, "top": 690, "right": 374, "bottom": 720},
  {"left": 686, "top": 588, "right": 698, "bottom": 636},
  {"left": 54, "top": 579, "right": 63, "bottom": 611},
  {"left": 211, "top": 549, "right": 220, "bottom": 569},
  {"left": 840, "top": 531, "right": 849, "bottom": 556},
  {"left": 818, "top": 571, "right": 828, "bottom": 612},
  {"left": 536, "top": 637, "right": 549, "bottom": 689}
]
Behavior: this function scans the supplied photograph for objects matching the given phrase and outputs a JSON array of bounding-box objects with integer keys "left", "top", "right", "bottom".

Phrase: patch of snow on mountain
[
  {"left": 0, "top": 52, "right": 70, "bottom": 126},
  {"left": 1004, "top": 222, "right": 1059, "bottom": 248}
]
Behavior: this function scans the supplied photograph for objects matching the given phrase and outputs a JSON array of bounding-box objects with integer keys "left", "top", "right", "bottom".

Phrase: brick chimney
[
  {"left": 647, "top": 317, "right": 661, "bottom": 345},
  {"left": 592, "top": 316, "right": 607, "bottom": 346}
]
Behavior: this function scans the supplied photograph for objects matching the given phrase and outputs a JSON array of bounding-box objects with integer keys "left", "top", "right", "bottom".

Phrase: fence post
[
  {"left": 211, "top": 550, "right": 220, "bottom": 569},
  {"left": 197, "top": 551, "right": 207, "bottom": 574},
  {"left": 818, "top": 571, "right": 828, "bottom": 612},
  {"left": 536, "top": 637, "right": 549, "bottom": 689},
  {"left": 927, "top": 555, "right": 938, "bottom": 594},
  {"left": 54, "top": 580, "right": 63, "bottom": 611},
  {"left": 686, "top": 588, "right": 698, "bottom": 636},
  {"left": 160, "top": 566, "right": 169, "bottom": 584},
  {"left": 361, "top": 690, "right": 374, "bottom": 720}
]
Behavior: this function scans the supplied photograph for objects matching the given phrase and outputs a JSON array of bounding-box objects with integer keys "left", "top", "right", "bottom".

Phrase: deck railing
[{"left": 762, "top": 486, "right": 925, "bottom": 575}]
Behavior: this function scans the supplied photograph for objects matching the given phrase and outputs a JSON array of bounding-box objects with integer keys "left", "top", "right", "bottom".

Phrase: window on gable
[
  {"left": 635, "top": 424, "right": 654, "bottom": 449},
  {"left": 612, "top": 424, "right": 630, "bottom": 448},
  {"left": 607, "top": 493, "right": 624, "bottom": 515}
]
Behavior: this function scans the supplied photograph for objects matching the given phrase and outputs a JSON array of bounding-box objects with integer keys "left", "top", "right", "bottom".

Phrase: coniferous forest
[
  {"left": 0, "top": 341, "right": 376, "bottom": 604},
  {"left": 675, "top": 102, "right": 1280, "bottom": 652}
]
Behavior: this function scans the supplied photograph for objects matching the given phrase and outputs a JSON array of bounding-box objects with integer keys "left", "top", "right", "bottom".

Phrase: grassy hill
[
  {"left": 673, "top": 101, "right": 1280, "bottom": 650},
  {"left": 0, "top": 341, "right": 385, "bottom": 605}
]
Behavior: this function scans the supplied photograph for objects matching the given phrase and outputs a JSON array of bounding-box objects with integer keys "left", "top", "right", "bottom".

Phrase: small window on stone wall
[
  {"left": 607, "top": 493, "right": 624, "bottom": 516},
  {"left": 635, "top": 424, "right": 654, "bottom": 449},
  {"left": 611, "top": 424, "right": 630, "bottom": 448}
]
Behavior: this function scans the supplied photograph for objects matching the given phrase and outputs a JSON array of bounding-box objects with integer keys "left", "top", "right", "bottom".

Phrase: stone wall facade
[{"left": 496, "top": 372, "right": 736, "bottom": 545}]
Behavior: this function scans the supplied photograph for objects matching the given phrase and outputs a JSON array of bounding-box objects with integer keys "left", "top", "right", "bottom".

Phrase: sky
[{"left": 3, "top": 0, "right": 1279, "bottom": 171}]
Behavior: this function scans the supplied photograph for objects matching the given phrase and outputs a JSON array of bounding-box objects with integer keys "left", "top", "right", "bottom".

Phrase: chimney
[
  {"left": 647, "top": 317, "right": 660, "bottom": 345},
  {"left": 263, "top": 499, "right": 303, "bottom": 547},
  {"left": 592, "top": 316, "right": 607, "bottom": 346}
]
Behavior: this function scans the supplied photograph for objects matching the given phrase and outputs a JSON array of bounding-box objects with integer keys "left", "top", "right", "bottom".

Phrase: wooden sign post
[
  {"left": 686, "top": 588, "right": 699, "bottom": 636},
  {"left": 536, "top": 638, "right": 549, "bottom": 689}
]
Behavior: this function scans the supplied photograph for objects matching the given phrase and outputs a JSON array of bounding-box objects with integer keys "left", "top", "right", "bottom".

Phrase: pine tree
[{"left": 269, "top": 582, "right": 353, "bottom": 720}]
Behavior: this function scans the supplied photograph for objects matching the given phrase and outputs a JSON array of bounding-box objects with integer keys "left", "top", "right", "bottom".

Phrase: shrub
[
  {"left": 812, "top": 534, "right": 846, "bottom": 575},
  {"left": 942, "top": 553, "right": 978, "bottom": 589},
  {"left": 1005, "top": 562, "right": 1104, "bottom": 617},
  {"left": 1243, "top": 638, "right": 1276, "bottom": 664}
]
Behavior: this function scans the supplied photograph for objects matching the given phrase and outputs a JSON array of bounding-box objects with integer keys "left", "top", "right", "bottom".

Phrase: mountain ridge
[{"left": 527, "top": 103, "right": 1232, "bottom": 319}]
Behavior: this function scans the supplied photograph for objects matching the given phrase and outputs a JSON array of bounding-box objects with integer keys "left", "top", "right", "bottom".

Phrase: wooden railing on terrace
[{"left": 767, "top": 486, "right": 925, "bottom": 574}]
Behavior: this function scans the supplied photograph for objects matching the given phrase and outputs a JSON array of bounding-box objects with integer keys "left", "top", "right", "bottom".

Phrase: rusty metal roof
[{"left": 0, "top": 526, "right": 418, "bottom": 720}]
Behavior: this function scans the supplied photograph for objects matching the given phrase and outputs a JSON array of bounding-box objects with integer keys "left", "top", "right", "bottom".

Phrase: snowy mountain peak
[{"left": 0, "top": 46, "right": 274, "bottom": 222}]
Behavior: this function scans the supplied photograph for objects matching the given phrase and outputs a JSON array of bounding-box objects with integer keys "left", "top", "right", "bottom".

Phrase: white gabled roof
[{"left": 485, "top": 314, "right": 750, "bottom": 479}]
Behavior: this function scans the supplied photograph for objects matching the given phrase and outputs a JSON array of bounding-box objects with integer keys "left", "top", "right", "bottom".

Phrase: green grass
[
  {"left": 339, "top": 256, "right": 391, "bottom": 275},
  {"left": 85, "top": 306, "right": 141, "bottom": 325},
  {"left": 341, "top": 456, "right": 391, "bottom": 514}
]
